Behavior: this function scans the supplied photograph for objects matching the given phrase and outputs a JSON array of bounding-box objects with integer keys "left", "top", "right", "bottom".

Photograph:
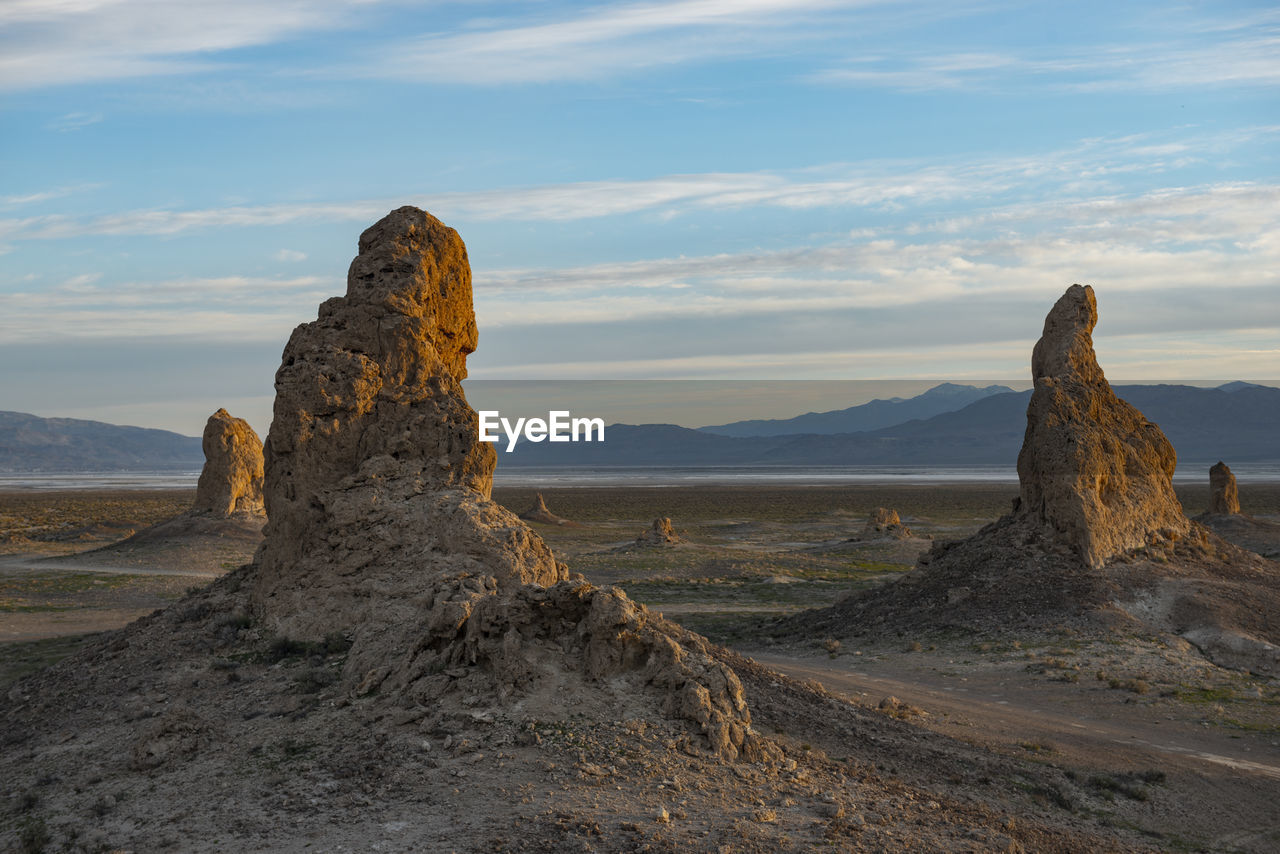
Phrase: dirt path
[
  {"left": 748, "top": 651, "right": 1280, "bottom": 851},
  {"left": 0, "top": 554, "right": 221, "bottom": 578},
  {"left": 750, "top": 652, "right": 1280, "bottom": 779}
]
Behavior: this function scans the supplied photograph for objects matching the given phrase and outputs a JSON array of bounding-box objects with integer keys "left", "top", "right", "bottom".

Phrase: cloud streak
[{"left": 5, "top": 125, "right": 1272, "bottom": 241}]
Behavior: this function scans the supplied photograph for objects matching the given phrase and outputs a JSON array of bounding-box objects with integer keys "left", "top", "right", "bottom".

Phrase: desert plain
[{"left": 3, "top": 480, "right": 1279, "bottom": 852}]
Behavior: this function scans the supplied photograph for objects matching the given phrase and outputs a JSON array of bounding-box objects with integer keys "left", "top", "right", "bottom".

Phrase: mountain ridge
[{"left": 697, "top": 382, "right": 1017, "bottom": 437}]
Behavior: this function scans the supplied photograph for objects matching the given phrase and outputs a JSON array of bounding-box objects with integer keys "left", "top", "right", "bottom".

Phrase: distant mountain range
[
  {"left": 502, "top": 382, "right": 1280, "bottom": 468},
  {"left": 0, "top": 411, "right": 202, "bottom": 472},
  {"left": 698, "top": 382, "right": 1017, "bottom": 437},
  {"left": 2, "top": 382, "right": 1276, "bottom": 473}
]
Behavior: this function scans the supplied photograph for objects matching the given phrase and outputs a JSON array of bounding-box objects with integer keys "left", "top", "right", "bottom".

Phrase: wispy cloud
[
  {"left": 364, "top": 0, "right": 865, "bottom": 85},
  {"left": 47, "top": 111, "right": 104, "bottom": 131},
  {"left": 0, "top": 275, "right": 335, "bottom": 341},
  {"left": 6, "top": 125, "right": 1272, "bottom": 241},
  {"left": 814, "top": 29, "right": 1280, "bottom": 92},
  {"left": 0, "top": 0, "right": 386, "bottom": 91},
  {"left": 0, "top": 183, "right": 103, "bottom": 208}
]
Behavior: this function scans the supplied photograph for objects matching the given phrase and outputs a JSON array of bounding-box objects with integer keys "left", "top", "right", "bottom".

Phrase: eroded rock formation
[
  {"left": 864, "top": 507, "right": 913, "bottom": 540},
  {"left": 1209, "top": 462, "right": 1241, "bottom": 515},
  {"left": 518, "top": 493, "right": 576, "bottom": 526},
  {"left": 248, "top": 206, "right": 756, "bottom": 758},
  {"left": 637, "top": 517, "right": 681, "bottom": 546},
  {"left": 192, "top": 408, "right": 264, "bottom": 517},
  {"left": 1015, "top": 284, "right": 1190, "bottom": 567}
]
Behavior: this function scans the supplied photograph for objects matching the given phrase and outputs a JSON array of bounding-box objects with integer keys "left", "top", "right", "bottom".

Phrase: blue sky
[{"left": 1, "top": 0, "right": 1277, "bottom": 435}]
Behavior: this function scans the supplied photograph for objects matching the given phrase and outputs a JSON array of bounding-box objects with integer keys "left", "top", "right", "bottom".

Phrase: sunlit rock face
[
  {"left": 250, "top": 207, "right": 563, "bottom": 638},
  {"left": 192, "top": 408, "right": 264, "bottom": 518},
  {"left": 1209, "top": 461, "right": 1241, "bottom": 515},
  {"left": 1015, "top": 284, "right": 1191, "bottom": 568},
  {"left": 244, "top": 207, "right": 758, "bottom": 759}
]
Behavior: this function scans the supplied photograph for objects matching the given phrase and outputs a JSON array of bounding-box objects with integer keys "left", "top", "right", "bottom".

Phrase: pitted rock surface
[
  {"left": 1209, "top": 462, "right": 1241, "bottom": 515},
  {"left": 247, "top": 206, "right": 755, "bottom": 758},
  {"left": 1016, "top": 284, "right": 1190, "bottom": 567},
  {"left": 192, "top": 408, "right": 264, "bottom": 517}
]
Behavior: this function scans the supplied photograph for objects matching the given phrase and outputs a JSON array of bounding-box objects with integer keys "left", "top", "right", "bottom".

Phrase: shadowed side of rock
[{"left": 1209, "top": 462, "right": 1241, "bottom": 515}]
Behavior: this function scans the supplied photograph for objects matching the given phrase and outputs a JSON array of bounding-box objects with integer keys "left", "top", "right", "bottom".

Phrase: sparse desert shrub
[
  {"left": 1088, "top": 773, "right": 1154, "bottom": 801},
  {"left": 822, "top": 637, "right": 841, "bottom": 656},
  {"left": 293, "top": 667, "right": 338, "bottom": 693},
  {"left": 176, "top": 600, "right": 211, "bottom": 623},
  {"left": 1108, "top": 678, "right": 1150, "bottom": 694},
  {"left": 18, "top": 817, "right": 50, "bottom": 854},
  {"left": 906, "top": 640, "right": 923, "bottom": 653},
  {"left": 216, "top": 613, "right": 251, "bottom": 631}
]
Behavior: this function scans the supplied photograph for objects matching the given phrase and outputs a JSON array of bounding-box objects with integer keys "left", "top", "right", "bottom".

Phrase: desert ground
[{"left": 2, "top": 481, "right": 1278, "bottom": 852}]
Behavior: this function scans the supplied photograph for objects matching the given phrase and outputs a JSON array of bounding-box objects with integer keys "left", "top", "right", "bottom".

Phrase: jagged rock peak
[
  {"left": 1209, "top": 461, "right": 1241, "bottom": 515},
  {"left": 1016, "top": 284, "right": 1190, "bottom": 568},
  {"left": 192, "top": 408, "right": 264, "bottom": 517}
]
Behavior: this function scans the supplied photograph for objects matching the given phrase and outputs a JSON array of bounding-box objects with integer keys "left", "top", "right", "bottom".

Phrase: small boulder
[{"left": 1209, "top": 461, "right": 1241, "bottom": 515}]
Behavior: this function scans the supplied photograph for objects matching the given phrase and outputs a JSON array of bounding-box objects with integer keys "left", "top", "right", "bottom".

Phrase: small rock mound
[
  {"left": 192, "top": 408, "right": 265, "bottom": 517},
  {"left": 56, "top": 407, "right": 265, "bottom": 570},
  {"left": 636, "top": 517, "right": 681, "bottom": 546},
  {"left": 518, "top": 492, "right": 578, "bottom": 526},
  {"left": 864, "top": 507, "right": 913, "bottom": 540},
  {"left": 1208, "top": 461, "right": 1241, "bottom": 515},
  {"left": 1196, "top": 462, "right": 1280, "bottom": 560}
]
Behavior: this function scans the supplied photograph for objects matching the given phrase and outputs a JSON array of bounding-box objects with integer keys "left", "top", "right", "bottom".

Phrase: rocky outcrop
[
  {"left": 1015, "top": 284, "right": 1190, "bottom": 568},
  {"left": 864, "top": 507, "right": 913, "bottom": 540},
  {"left": 192, "top": 409, "right": 264, "bottom": 517},
  {"left": 637, "top": 517, "right": 681, "bottom": 546},
  {"left": 250, "top": 207, "right": 563, "bottom": 636},
  {"left": 518, "top": 492, "right": 577, "bottom": 526},
  {"left": 247, "top": 206, "right": 755, "bottom": 758},
  {"left": 1209, "top": 462, "right": 1241, "bottom": 515}
]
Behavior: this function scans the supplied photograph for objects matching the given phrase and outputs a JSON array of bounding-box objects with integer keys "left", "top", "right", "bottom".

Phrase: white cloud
[
  {"left": 47, "top": 111, "right": 103, "bottom": 132},
  {"left": 6, "top": 125, "right": 1273, "bottom": 241},
  {"left": 364, "top": 0, "right": 867, "bottom": 85},
  {"left": 813, "top": 29, "right": 1280, "bottom": 93},
  {"left": 0, "top": 0, "right": 389, "bottom": 91},
  {"left": 274, "top": 248, "right": 308, "bottom": 262},
  {"left": 0, "top": 183, "right": 103, "bottom": 207},
  {"left": 0, "top": 275, "right": 336, "bottom": 341}
]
